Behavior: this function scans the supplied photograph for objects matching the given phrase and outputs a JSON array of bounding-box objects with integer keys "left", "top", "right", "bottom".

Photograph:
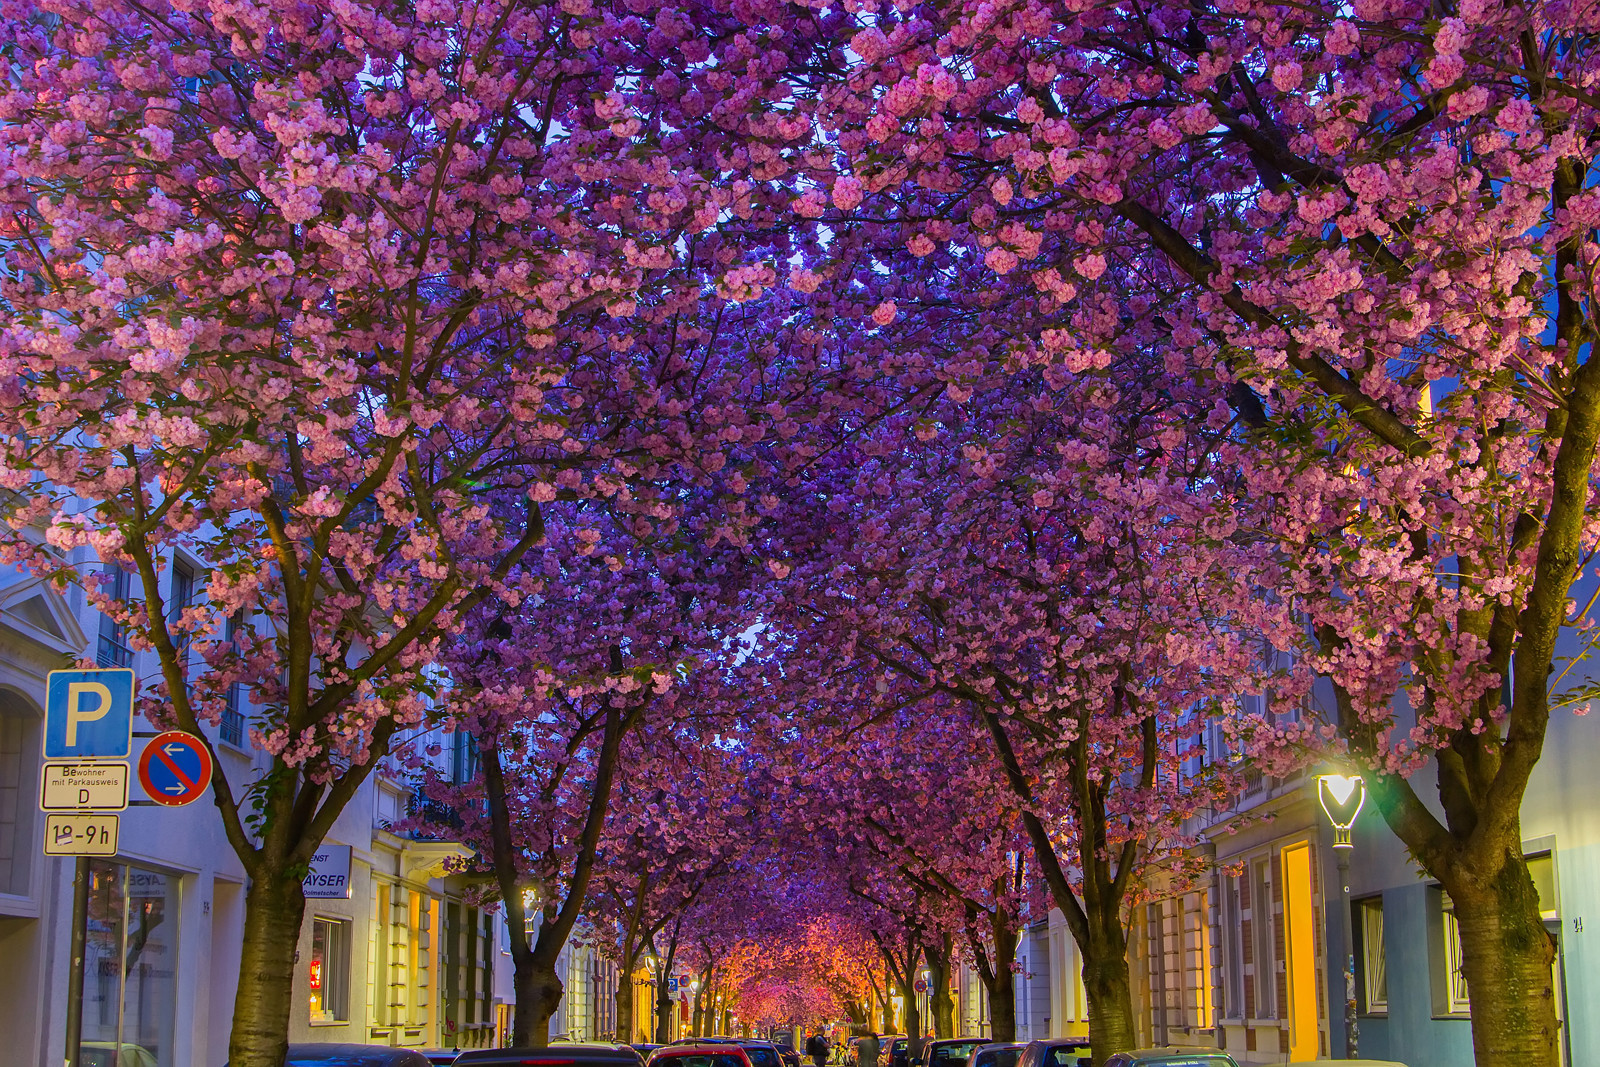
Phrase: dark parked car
[
  {"left": 914, "top": 1040, "right": 985, "bottom": 1067},
  {"left": 419, "top": 1053, "right": 460, "bottom": 1066},
  {"left": 456, "top": 1044, "right": 646, "bottom": 1067},
  {"left": 887, "top": 1039, "right": 909, "bottom": 1067},
  {"left": 647, "top": 1045, "right": 755, "bottom": 1067},
  {"left": 1101, "top": 1052, "right": 1241, "bottom": 1067},
  {"left": 964, "top": 1044, "right": 1025, "bottom": 1067},
  {"left": 225, "top": 1046, "right": 437, "bottom": 1067},
  {"left": 773, "top": 1044, "right": 800, "bottom": 1067}
]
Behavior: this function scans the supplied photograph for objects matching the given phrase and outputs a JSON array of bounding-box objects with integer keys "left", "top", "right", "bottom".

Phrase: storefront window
[
  {"left": 310, "top": 917, "right": 351, "bottom": 1023},
  {"left": 82, "top": 861, "right": 180, "bottom": 1067}
]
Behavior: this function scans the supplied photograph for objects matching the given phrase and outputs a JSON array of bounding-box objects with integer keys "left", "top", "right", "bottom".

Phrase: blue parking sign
[{"left": 44, "top": 669, "right": 135, "bottom": 758}]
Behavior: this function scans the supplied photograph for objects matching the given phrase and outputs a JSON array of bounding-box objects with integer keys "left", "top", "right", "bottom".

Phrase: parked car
[
  {"left": 225, "top": 1046, "right": 438, "bottom": 1067},
  {"left": 913, "top": 1040, "right": 985, "bottom": 1067},
  {"left": 964, "top": 1044, "right": 1025, "bottom": 1067},
  {"left": 84, "top": 1044, "right": 161, "bottom": 1067},
  {"left": 1101, "top": 1051, "right": 1241, "bottom": 1067},
  {"left": 736, "top": 1040, "right": 786, "bottom": 1067},
  {"left": 646, "top": 1044, "right": 756, "bottom": 1067},
  {"left": 419, "top": 1052, "right": 461, "bottom": 1066},
  {"left": 1015, "top": 1039, "right": 1095, "bottom": 1067},
  {"left": 455, "top": 1044, "right": 645, "bottom": 1067},
  {"left": 887, "top": 1038, "right": 909, "bottom": 1067},
  {"left": 772, "top": 1043, "right": 800, "bottom": 1067},
  {"left": 1301, "top": 1062, "right": 1410, "bottom": 1066}
]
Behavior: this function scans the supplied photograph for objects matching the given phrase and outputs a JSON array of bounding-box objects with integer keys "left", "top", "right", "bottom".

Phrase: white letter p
[{"left": 65, "top": 682, "right": 113, "bottom": 746}]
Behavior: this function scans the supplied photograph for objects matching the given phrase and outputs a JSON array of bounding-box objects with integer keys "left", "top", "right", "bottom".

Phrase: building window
[
  {"left": 221, "top": 615, "right": 245, "bottom": 747},
  {"left": 1442, "top": 895, "right": 1470, "bottom": 1014},
  {"left": 0, "top": 694, "right": 38, "bottom": 897},
  {"left": 310, "top": 916, "right": 351, "bottom": 1023},
  {"left": 83, "top": 862, "right": 179, "bottom": 1065},
  {"left": 1145, "top": 890, "right": 1215, "bottom": 1041},
  {"left": 453, "top": 730, "right": 479, "bottom": 786},
  {"left": 1359, "top": 898, "right": 1387, "bottom": 1014},
  {"left": 1250, "top": 858, "right": 1276, "bottom": 1019},
  {"left": 170, "top": 560, "right": 196, "bottom": 675},
  {"left": 97, "top": 568, "right": 135, "bottom": 668},
  {"left": 1222, "top": 874, "right": 1244, "bottom": 1020}
]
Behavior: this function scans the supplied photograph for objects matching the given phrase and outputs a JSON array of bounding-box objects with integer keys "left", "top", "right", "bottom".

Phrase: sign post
[{"left": 41, "top": 667, "right": 134, "bottom": 1067}]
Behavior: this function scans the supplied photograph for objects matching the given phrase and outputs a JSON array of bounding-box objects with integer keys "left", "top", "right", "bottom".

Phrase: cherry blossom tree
[
  {"left": 0, "top": 0, "right": 868, "bottom": 1060},
  {"left": 750, "top": 347, "right": 1275, "bottom": 1061},
  {"left": 800, "top": 1, "right": 1600, "bottom": 1061}
]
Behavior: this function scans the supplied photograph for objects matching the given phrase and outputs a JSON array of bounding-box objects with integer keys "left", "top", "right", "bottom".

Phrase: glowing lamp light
[{"left": 1317, "top": 773, "right": 1367, "bottom": 848}]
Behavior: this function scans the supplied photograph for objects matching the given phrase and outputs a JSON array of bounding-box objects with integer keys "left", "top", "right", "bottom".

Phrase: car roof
[
  {"left": 281, "top": 1046, "right": 435, "bottom": 1067},
  {"left": 1121, "top": 1053, "right": 1238, "bottom": 1066},
  {"left": 454, "top": 1047, "right": 643, "bottom": 1065},
  {"left": 653, "top": 1046, "right": 750, "bottom": 1055}
]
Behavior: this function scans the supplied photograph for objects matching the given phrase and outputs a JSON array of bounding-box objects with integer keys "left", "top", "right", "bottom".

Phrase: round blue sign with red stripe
[{"left": 137, "top": 730, "right": 213, "bottom": 807}]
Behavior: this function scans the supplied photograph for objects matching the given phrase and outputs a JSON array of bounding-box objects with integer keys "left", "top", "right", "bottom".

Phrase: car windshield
[
  {"left": 1044, "top": 1049, "right": 1090, "bottom": 1067},
  {"left": 658, "top": 1057, "right": 746, "bottom": 1067},
  {"left": 929, "top": 1046, "right": 982, "bottom": 1067},
  {"left": 746, "top": 1049, "right": 782, "bottom": 1067},
  {"left": 976, "top": 1052, "right": 1020, "bottom": 1067}
]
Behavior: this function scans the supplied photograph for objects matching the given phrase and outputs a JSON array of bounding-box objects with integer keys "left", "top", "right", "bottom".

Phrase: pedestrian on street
[
  {"left": 806, "top": 1032, "right": 829, "bottom": 1067},
  {"left": 856, "top": 1032, "right": 880, "bottom": 1067}
]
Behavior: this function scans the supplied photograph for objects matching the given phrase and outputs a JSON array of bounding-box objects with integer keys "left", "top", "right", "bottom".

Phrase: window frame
[
  {"left": 1356, "top": 896, "right": 1387, "bottom": 1016},
  {"left": 1441, "top": 895, "right": 1471, "bottom": 1015},
  {"left": 309, "top": 914, "right": 352, "bottom": 1024},
  {"left": 1249, "top": 857, "right": 1277, "bottom": 1020},
  {"left": 220, "top": 614, "right": 247, "bottom": 749},
  {"left": 96, "top": 567, "right": 135, "bottom": 668}
]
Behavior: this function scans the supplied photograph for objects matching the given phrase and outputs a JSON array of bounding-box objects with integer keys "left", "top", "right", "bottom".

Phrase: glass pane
[
  {"left": 82, "top": 863, "right": 179, "bottom": 1067},
  {"left": 0, "top": 707, "right": 31, "bottom": 896},
  {"left": 310, "top": 920, "right": 329, "bottom": 1020}
]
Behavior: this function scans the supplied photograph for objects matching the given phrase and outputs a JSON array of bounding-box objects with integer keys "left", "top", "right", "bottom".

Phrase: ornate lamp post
[{"left": 1317, "top": 772, "right": 1367, "bottom": 1059}]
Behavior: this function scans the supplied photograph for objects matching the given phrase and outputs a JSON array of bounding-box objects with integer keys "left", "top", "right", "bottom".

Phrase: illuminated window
[
  {"left": 1441, "top": 896, "right": 1470, "bottom": 1014},
  {"left": 310, "top": 917, "right": 351, "bottom": 1023}
]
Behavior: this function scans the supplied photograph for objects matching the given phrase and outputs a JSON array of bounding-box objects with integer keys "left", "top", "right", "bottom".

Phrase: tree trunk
[
  {"left": 618, "top": 969, "right": 636, "bottom": 1043},
  {"left": 513, "top": 952, "right": 566, "bottom": 1047},
  {"left": 987, "top": 965, "right": 1016, "bottom": 1044},
  {"left": 900, "top": 974, "right": 921, "bottom": 1040},
  {"left": 656, "top": 986, "right": 674, "bottom": 1042},
  {"left": 926, "top": 943, "right": 954, "bottom": 1038},
  {"left": 226, "top": 872, "right": 307, "bottom": 1067},
  {"left": 1448, "top": 852, "right": 1559, "bottom": 1067},
  {"left": 1082, "top": 949, "right": 1136, "bottom": 1067}
]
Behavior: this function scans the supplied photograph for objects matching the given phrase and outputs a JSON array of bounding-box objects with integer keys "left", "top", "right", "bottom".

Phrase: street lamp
[{"left": 1317, "top": 772, "right": 1367, "bottom": 1059}]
